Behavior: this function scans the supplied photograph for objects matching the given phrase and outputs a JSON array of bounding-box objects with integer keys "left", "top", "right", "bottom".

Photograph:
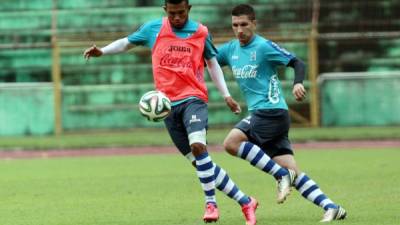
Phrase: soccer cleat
[
  {"left": 203, "top": 203, "right": 219, "bottom": 223},
  {"left": 276, "top": 169, "right": 296, "bottom": 204},
  {"left": 241, "top": 197, "right": 259, "bottom": 225},
  {"left": 320, "top": 206, "right": 347, "bottom": 222}
]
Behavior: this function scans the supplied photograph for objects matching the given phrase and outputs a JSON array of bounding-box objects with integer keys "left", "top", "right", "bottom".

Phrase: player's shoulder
[
  {"left": 144, "top": 18, "right": 163, "bottom": 26},
  {"left": 257, "top": 35, "right": 292, "bottom": 55},
  {"left": 185, "top": 19, "right": 203, "bottom": 31},
  {"left": 260, "top": 36, "right": 286, "bottom": 50},
  {"left": 253, "top": 35, "right": 272, "bottom": 48},
  {"left": 216, "top": 39, "right": 240, "bottom": 59},
  {"left": 216, "top": 39, "right": 234, "bottom": 53},
  {"left": 140, "top": 18, "right": 163, "bottom": 30},
  {"left": 222, "top": 39, "right": 240, "bottom": 49},
  {"left": 189, "top": 19, "right": 206, "bottom": 27}
]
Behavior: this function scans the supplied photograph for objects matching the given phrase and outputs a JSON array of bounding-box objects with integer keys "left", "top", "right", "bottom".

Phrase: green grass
[
  {"left": 0, "top": 149, "right": 399, "bottom": 225},
  {"left": 0, "top": 126, "right": 399, "bottom": 150}
]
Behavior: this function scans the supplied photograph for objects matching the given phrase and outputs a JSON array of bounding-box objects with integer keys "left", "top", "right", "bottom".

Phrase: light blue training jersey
[
  {"left": 217, "top": 34, "right": 295, "bottom": 111},
  {"left": 127, "top": 18, "right": 217, "bottom": 60}
]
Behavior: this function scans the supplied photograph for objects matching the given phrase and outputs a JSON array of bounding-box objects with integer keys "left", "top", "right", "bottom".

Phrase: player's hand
[
  {"left": 292, "top": 83, "right": 306, "bottom": 101},
  {"left": 83, "top": 44, "right": 103, "bottom": 60},
  {"left": 224, "top": 96, "right": 242, "bottom": 114}
]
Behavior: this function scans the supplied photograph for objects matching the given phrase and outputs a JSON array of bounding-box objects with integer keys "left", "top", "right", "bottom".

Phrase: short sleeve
[
  {"left": 203, "top": 34, "right": 218, "bottom": 60},
  {"left": 264, "top": 41, "right": 295, "bottom": 66},
  {"left": 127, "top": 19, "right": 162, "bottom": 47},
  {"left": 216, "top": 43, "right": 230, "bottom": 67}
]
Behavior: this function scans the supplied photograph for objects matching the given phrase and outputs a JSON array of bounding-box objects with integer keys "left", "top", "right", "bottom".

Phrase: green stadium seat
[
  {"left": 1, "top": 0, "right": 399, "bottom": 132},
  {"left": 0, "top": 0, "right": 52, "bottom": 11}
]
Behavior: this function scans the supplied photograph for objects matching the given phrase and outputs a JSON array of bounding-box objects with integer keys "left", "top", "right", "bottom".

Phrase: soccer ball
[{"left": 139, "top": 90, "right": 171, "bottom": 122}]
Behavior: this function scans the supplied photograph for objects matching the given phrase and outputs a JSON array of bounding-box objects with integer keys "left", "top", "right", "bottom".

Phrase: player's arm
[
  {"left": 83, "top": 20, "right": 155, "bottom": 60},
  {"left": 205, "top": 57, "right": 230, "bottom": 98},
  {"left": 287, "top": 58, "right": 306, "bottom": 101},
  {"left": 265, "top": 40, "right": 307, "bottom": 101},
  {"left": 205, "top": 57, "right": 241, "bottom": 114},
  {"left": 204, "top": 34, "right": 241, "bottom": 114},
  {"left": 83, "top": 38, "right": 136, "bottom": 60},
  {"left": 215, "top": 42, "right": 229, "bottom": 67},
  {"left": 206, "top": 41, "right": 241, "bottom": 114}
]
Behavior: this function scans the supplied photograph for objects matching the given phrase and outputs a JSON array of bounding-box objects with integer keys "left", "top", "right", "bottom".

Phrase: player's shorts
[
  {"left": 235, "top": 108, "right": 294, "bottom": 158},
  {"left": 164, "top": 98, "right": 208, "bottom": 160}
]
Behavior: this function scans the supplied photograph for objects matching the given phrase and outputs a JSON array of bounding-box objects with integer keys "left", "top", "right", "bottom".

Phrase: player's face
[
  {"left": 232, "top": 15, "right": 256, "bottom": 45},
  {"left": 164, "top": 2, "right": 191, "bottom": 29}
]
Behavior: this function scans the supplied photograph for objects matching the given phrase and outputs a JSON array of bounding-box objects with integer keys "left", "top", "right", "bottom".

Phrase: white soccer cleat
[
  {"left": 320, "top": 206, "right": 347, "bottom": 222},
  {"left": 276, "top": 169, "right": 296, "bottom": 204}
]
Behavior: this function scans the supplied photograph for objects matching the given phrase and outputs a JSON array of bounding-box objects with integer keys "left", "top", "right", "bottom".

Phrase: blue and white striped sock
[
  {"left": 214, "top": 164, "right": 251, "bottom": 206},
  {"left": 238, "top": 142, "right": 289, "bottom": 180},
  {"left": 195, "top": 152, "right": 217, "bottom": 204},
  {"left": 295, "top": 173, "right": 338, "bottom": 210}
]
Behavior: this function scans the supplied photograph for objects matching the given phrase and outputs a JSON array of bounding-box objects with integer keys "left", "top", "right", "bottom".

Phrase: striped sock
[
  {"left": 195, "top": 152, "right": 217, "bottom": 204},
  {"left": 214, "top": 164, "right": 251, "bottom": 206},
  {"left": 238, "top": 142, "right": 288, "bottom": 179},
  {"left": 295, "top": 173, "right": 338, "bottom": 210}
]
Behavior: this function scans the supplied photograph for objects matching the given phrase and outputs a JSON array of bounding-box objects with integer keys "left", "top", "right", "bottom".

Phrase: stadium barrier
[
  {"left": 319, "top": 71, "right": 400, "bottom": 126},
  {"left": 0, "top": 80, "right": 310, "bottom": 136},
  {"left": 0, "top": 83, "right": 54, "bottom": 136}
]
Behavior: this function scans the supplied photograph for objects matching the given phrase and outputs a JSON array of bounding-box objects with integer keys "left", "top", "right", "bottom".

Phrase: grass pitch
[{"left": 0, "top": 148, "right": 399, "bottom": 225}]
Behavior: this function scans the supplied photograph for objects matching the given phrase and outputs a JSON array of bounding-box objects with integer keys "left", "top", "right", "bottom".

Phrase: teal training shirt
[
  {"left": 127, "top": 18, "right": 217, "bottom": 60},
  {"left": 217, "top": 34, "right": 295, "bottom": 111},
  {"left": 127, "top": 18, "right": 217, "bottom": 106}
]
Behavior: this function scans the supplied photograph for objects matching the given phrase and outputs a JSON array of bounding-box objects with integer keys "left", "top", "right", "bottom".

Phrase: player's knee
[
  {"left": 223, "top": 139, "right": 238, "bottom": 156},
  {"left": 289, "top": 165, "right": 301, "bottom": 175},
  {"left": 274, "top": 156, "right": 301, "bottom": 174},
  {"left": 191, "top": 142, "right": 207, "bottom": 156}
]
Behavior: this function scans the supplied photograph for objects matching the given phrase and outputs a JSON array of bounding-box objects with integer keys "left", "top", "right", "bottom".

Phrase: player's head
[
  {"left": 231, "top": 4, "right": 257, "bottom": 45},
  {"left": 163, "top": 0, "right": 191, "bottom": 29}
]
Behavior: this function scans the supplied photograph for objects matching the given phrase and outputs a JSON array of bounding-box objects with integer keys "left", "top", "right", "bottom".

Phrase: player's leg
[
  {"left": 224, "top": 128, "right": 291, "bottom": 180},
  {"left": 165, "top": 118, "right": 257, "bottom": 223},
  {"left": 294, "top": 171, "right": 347, "bottom": 222},
  {"left": 212, "top": 163, "right": 258, "bottom": 225},
  {"left": 164, "top": 101, "right": 218, "bottom": 222},
  {"left": 165, "top": 100, "right": 258, "bottom": 224},
  {"left": 183, "top": 99, "right": 258, "bottom": 224},
  {"left": 272, "top": 152, "right": 347, "bottom": 222},
  {"left": 181, "top": 100, "right": 217, "bottom": 221},
  {"left": 180, "top": 149, "right": 259, "bottom": 225},
  {"left": 185, "top": 152, "right": 258, "bottom": 225},
  {"left": 186, "top": 152, "right": 258, "bottom": 225},
  {"left": 223, "top": 113, "right": 296, "bottom": 203}
]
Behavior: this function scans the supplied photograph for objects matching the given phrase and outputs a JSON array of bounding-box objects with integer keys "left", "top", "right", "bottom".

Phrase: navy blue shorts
[
  {"left": 235, "top": 109, "right": 294, "bottom": 158},
  {"left": 164, "top": 98, "right": 208, "bottom": 157}
]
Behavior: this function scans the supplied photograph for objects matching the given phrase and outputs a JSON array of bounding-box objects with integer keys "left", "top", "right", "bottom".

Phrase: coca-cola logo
[
  {"left": 156, "top": 42, "right": 194, "bottom": 69},
  {"left": 160, "top": 54, "right": 193, "bottom": 68},
  {"left": 232, "top": 65, "right": 258, "bottom": 79}
]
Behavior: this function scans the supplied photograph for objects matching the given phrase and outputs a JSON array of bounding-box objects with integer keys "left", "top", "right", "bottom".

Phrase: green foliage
[{"left": 0, "top": 149, "right": 399, "bottom": 225}]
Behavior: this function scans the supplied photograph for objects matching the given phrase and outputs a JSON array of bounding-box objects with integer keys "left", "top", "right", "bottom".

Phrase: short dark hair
[
  {"left": 231, "top": 4, "right": 256, "bottom": 21},
  {"left": 165, "top": 0, "right": 189, "bottom": 5}
]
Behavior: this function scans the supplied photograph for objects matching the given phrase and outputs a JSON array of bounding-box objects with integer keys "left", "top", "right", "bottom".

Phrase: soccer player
[
  {"left": 216, "top": 4, "right": 347, "bottom": 222},
  {"left": 82, "top": 1, "right": 296, "bottom": 224}
]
